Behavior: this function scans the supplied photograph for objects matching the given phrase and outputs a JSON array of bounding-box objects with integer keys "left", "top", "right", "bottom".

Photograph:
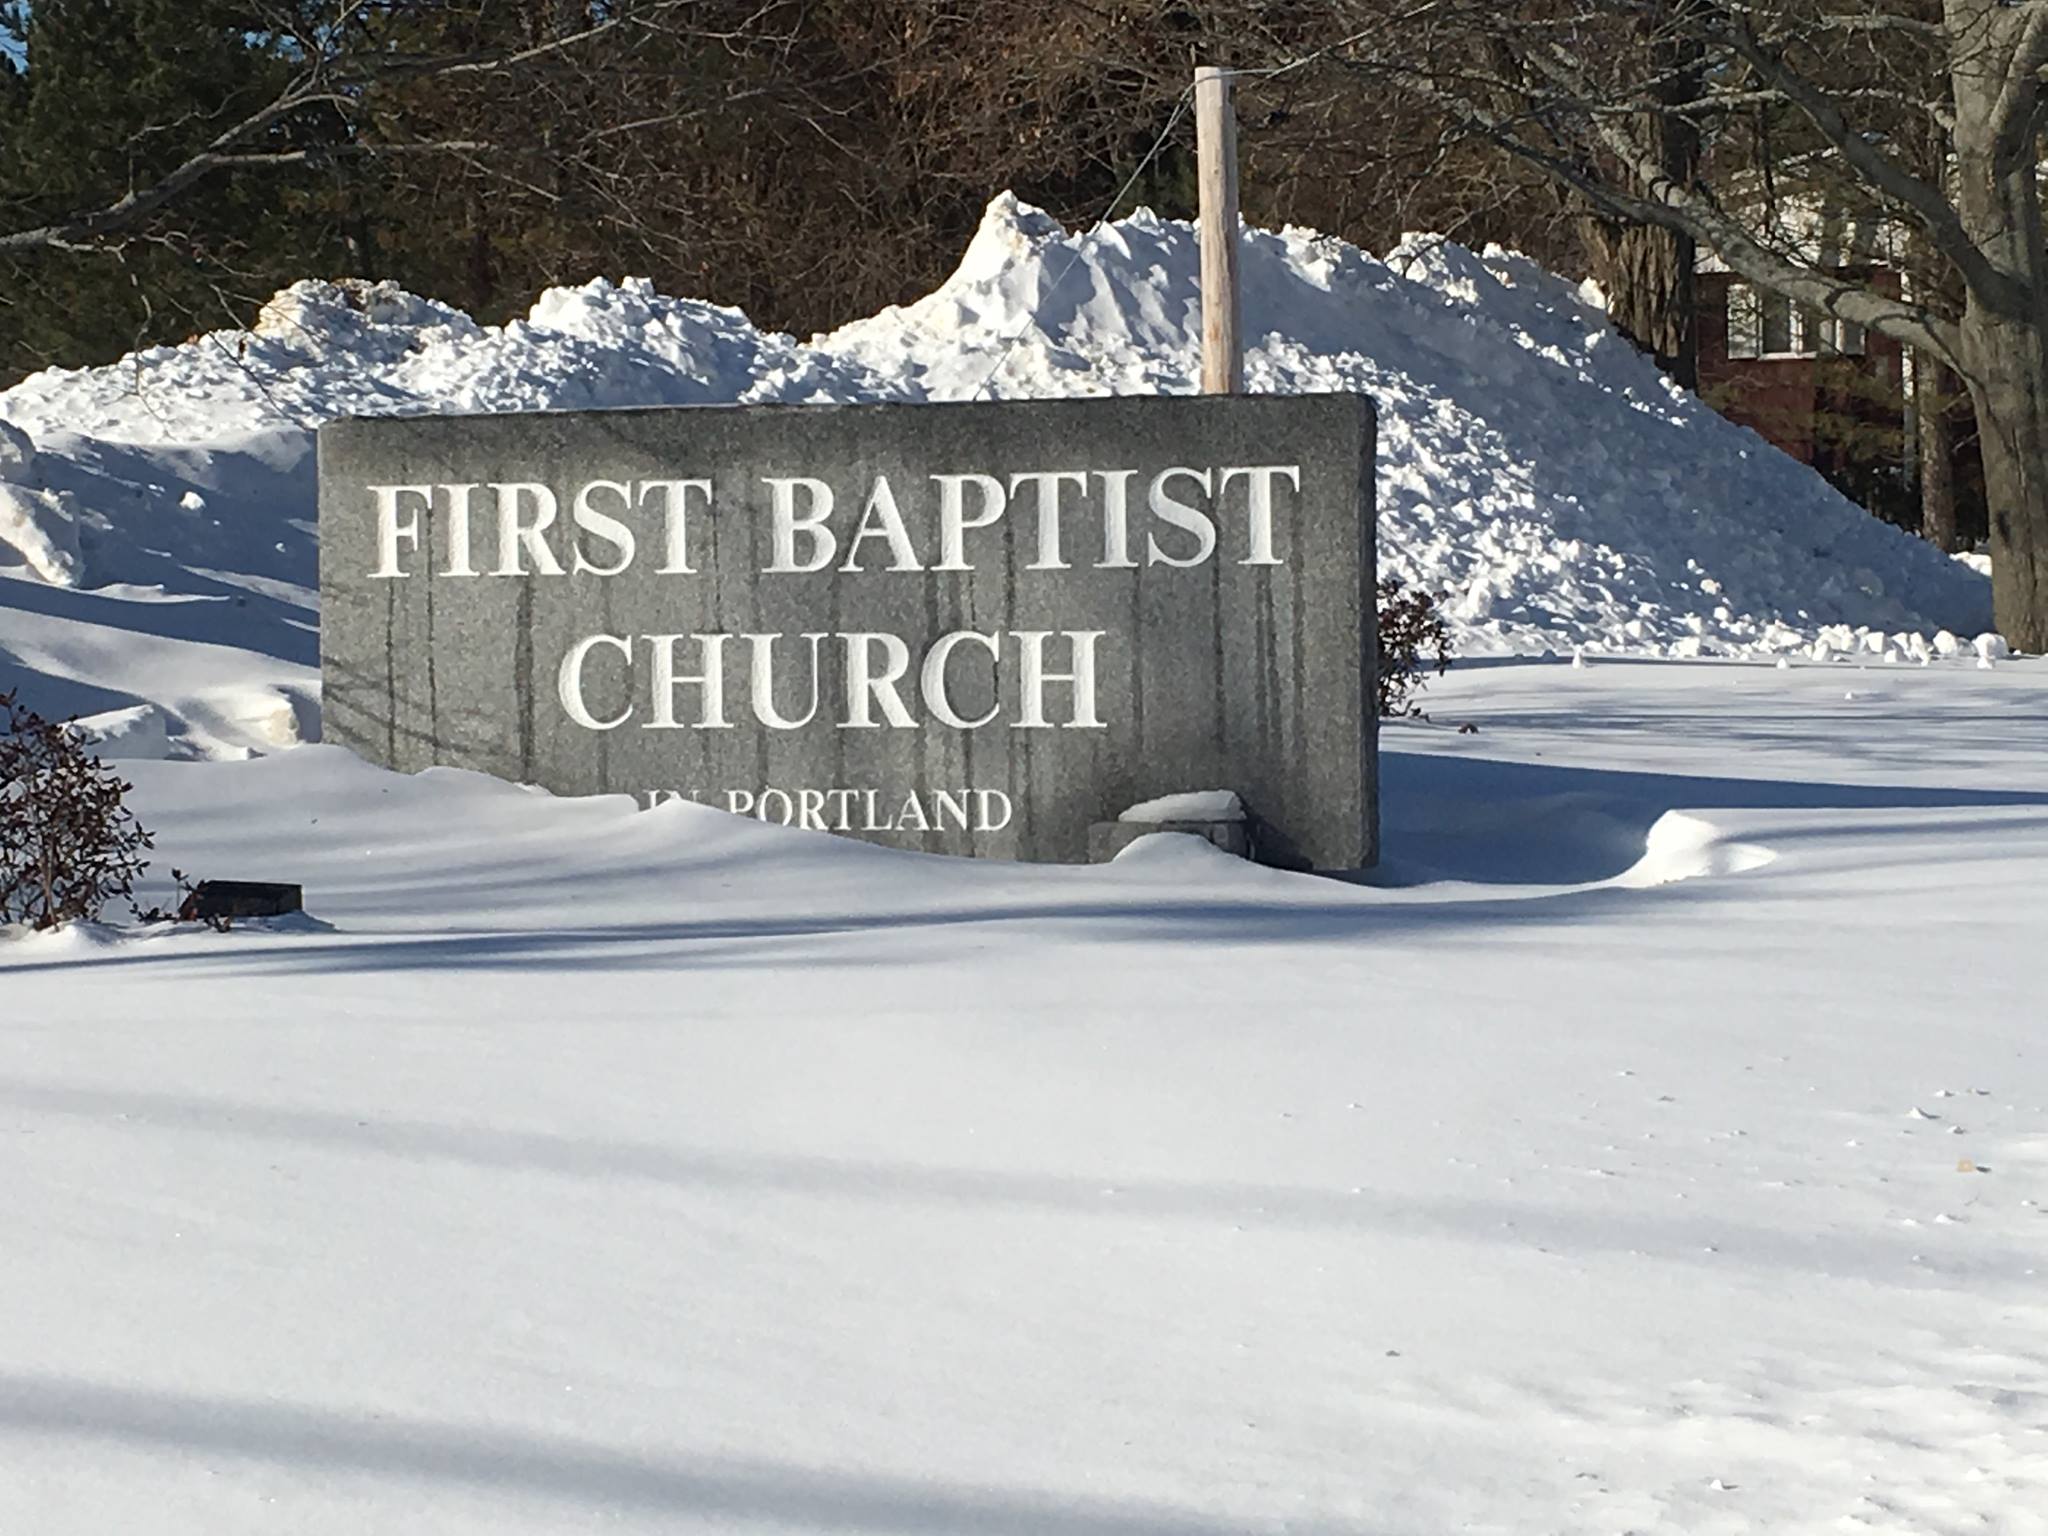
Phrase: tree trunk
[
  {"left": 1946, "top": 3, "right": 2048, "bottom": 651},
  {"left": 1917, "top": 354, "right": 1961, "bottom": 552},
  {"left": 1960, "top": 305, "right": 2048, "bottom": 650},
  {"left": 1580, "top": 26, "right": 1699, "bottom": 388},
  {"left": 1587, "top": 219, "right": 1698, "bottom": 388},
  {"left": 466, "top": 198, "right": 496, "bottom": 316}
]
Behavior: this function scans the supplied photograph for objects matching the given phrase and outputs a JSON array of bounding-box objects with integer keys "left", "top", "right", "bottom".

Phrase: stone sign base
[{"left": 319, "top": 394, "right": 1378, "bottom": 867}]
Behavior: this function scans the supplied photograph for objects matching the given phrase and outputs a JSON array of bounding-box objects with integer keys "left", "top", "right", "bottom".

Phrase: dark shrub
[
  {"left": 1377, "top": 577, "right": 1454, "bottom": 717},
  {"left": 0, "top": 690, "right": 154, "bottom": 929}
]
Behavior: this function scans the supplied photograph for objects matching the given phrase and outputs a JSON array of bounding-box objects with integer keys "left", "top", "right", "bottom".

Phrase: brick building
[{"left": 1695, "top": 265, "right": 1912, "bottom": 516}]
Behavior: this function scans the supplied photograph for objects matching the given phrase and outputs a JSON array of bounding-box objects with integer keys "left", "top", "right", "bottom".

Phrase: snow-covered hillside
[{"left": 0, "top": 193, "right": 1997, "bottom": 762}]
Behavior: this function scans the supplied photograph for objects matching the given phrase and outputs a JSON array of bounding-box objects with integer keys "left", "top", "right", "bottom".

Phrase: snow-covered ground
[
  {"left": 2, "top": 197, "right": 2043, "bottom": 1531},
  {"left": 5, "top": 658, "right": 2046, "bottom": 1533}
]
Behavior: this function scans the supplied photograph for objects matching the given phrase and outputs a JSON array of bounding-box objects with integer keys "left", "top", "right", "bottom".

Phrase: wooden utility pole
[{"left": 1195, "top": 65, "right": 1242, "bottom": 394}]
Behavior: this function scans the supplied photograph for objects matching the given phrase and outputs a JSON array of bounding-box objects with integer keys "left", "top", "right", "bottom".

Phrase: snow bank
[
  {"left": 0, "top": 194, "right": 1999, "bottom": 753},
  {"left": 0, "top": 417, "right": 37, "bottom": 480},
  {"left": 1, "top": 275, "right": 897, "bottom": 442},
  {"left": 0, "top": 418, "right": 84, "bottom": 586},
  {"left": 821, "top": 197, "right": 1990, "bottom": 656},
  {"left": 0, "top": 481, "right": 82, "bottom": 586}
]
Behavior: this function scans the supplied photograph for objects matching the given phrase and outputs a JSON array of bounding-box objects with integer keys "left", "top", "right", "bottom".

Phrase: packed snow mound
[
  {"left": 0, "top": 416, "right": 37, "bottom": 480},
  {"left": 820, "top": 195, "right": 1990, "bottom": 655},
  {"left": 254, "top": 278, "right": 482, "bottom": 359},
  {"left": 0, "top": 420, "right": 318, "bottom": 758},
  {"left": 2, "top": 276, "right": 898, "bottom": 443},
  {"left": 0, "top": 194, "right": 1999, "bottom": 754}
]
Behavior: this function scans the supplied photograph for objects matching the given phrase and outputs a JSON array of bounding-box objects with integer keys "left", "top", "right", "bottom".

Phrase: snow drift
[{"left": 0, "top": 193, "right": 1995, "bottom": 758}]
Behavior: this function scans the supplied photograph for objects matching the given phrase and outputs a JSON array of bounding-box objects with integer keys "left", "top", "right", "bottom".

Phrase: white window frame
[
  {"left": 1813, "top": 314, "right": 1867, "bottom": 357},
  {"left": 1725, "top": 281, "right": 1866, "bottom": 360}
]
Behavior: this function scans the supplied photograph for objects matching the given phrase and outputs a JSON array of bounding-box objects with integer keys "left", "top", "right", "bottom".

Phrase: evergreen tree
[{"left": 0, "top": 0, "right": 344, "bottom": 379}]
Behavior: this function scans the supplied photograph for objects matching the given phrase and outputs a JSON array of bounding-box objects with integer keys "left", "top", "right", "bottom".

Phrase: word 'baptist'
[{"left": 363, "top": 462, "right": 1302, "bottom": 579}]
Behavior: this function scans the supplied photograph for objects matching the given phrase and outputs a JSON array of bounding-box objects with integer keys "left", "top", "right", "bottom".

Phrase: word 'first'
[{"left": 364, "top": 464, "right": 1303, "bottom": 579}]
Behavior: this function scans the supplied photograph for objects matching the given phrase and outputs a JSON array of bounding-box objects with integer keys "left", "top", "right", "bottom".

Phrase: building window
[
  {"left": 1759, "top": 291, "right": 1796, "bottom": 354},
  {"left": 1725, "top": 282, "right": 1865, "bottom": 359},
  {"left": 1727, "top": 283, "right": 1761, "bottom": 358},
  {"left": 1726, "top": 283, "right": 1795, "bottom": 356},
  {"left": 1814, "top": 315, "right": 1867, "bottom": 357}
]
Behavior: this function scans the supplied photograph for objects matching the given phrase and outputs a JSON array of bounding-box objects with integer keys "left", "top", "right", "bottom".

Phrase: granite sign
[{"left": 318, "top": 394, "right": 1377, "bottom": 867}]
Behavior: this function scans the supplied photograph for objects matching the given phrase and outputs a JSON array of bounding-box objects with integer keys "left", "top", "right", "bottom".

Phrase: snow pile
[
  {"left": 0, "top": 419, "right": 83, "bottom": 586},
  {"left": 2, "top": 276, "right": 899, "bottom": 445},
  {"left": 0, "top": 420, "right": 318, "bottom": 758},
  {"left": 0, "top": 194, "right": 1999, "bottom": 749},
  {"left": 820, "top": 197, "right": 1991, "bottom": 656},
  {"left": 1808, "top": 622, "right": 2010, "bottom": 668}
]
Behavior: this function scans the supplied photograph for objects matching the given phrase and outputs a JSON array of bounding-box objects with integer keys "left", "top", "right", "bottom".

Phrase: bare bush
[
  {"left": 0, "top": 690, "right": 154, "bottom": 929},
  {"left": 1377, "top": 577, "right": 1454, "bottom": 718}
]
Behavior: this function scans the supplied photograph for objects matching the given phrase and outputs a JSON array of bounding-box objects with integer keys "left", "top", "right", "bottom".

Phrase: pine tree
[{"left": 0, "top": 0, "right": 344, "bottom": 380}]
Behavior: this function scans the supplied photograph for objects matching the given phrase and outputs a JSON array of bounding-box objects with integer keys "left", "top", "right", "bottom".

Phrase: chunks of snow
[
  {"left": 254, "top": 277, "right": 482, "bottom": 361},
  {"left": 1118, "top": 790, "right": 1246, "bottom": 824},
  {"left": 0, "top": 481, "right": 82, "bottom": 586},
  {"left": 0, "top": 417, "right": 37, "bottom": 483},
  {"left": 1617, "top": 810, "right": 1775, "bottom": 887},
  {"left": 72, "top": 703, "right": 172, "bottom": 760},
  {"left": 189, "top": 685, "right": 311, "bottom": 751}
]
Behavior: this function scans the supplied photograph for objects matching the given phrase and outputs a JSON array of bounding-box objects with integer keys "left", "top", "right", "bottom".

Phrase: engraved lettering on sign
[{"left": 365, "top": 462, "right": 1300, "bottom": 740}]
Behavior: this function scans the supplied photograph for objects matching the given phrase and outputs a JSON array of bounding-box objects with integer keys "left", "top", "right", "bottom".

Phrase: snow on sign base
[{"left": 318, "top": 394, "right": 1379, "bottom": 867}]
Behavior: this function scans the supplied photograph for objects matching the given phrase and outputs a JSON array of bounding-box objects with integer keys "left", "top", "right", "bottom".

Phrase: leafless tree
[
  {"left": 0, "top": 2, "right": 881, "bottom": 321},
  {"left": 1, "top": 3, "right": 633, "bottom": 255},
  {"left": 1296, "top": 0, "right": 2048, "bottom": 647}
]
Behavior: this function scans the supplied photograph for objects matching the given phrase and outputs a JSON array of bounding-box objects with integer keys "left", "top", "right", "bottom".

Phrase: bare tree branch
[
  {"left": 0, "top": 91, "right": 345, "bottom": 252},
  {"left": 1986, "top": 0, "right": 2048, "bottom": 174},
  {"left": 0, "top": 2, "right": 670, "bottom": 254},
  {"left": 1697, "top": 4, "right": 2022, "bottom": 310},
  {"left": 1365, "top": 46, "right": 1963, "bottom": 362}
]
